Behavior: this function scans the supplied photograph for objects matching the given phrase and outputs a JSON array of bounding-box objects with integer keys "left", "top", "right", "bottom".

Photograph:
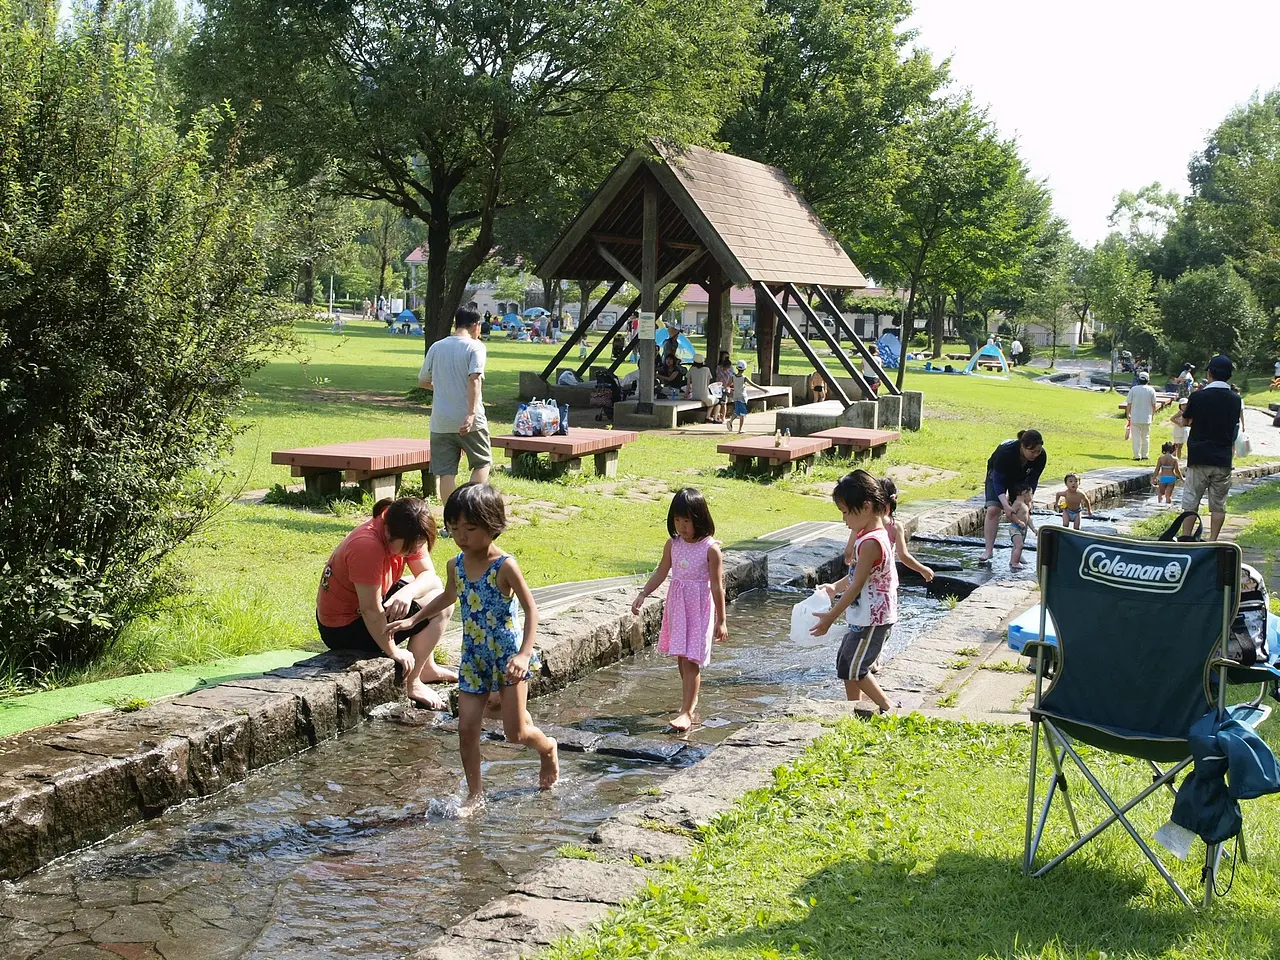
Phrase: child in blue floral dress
[{"left": 396, "top": 483, "right": 557, "bottom": 810}]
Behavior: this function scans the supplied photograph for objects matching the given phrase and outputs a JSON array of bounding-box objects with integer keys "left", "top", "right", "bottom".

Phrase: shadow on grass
[{"left": 706, "top": 851, "right": 1196, "bottom": 958}]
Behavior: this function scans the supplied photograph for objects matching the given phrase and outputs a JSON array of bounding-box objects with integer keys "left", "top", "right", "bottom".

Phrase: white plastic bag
[
  {"left": 1235, "top": 429, "right": 1252, "bottom": 459},
  {"left": 789, "top": 589, "right": 832, "bottom": 645}
]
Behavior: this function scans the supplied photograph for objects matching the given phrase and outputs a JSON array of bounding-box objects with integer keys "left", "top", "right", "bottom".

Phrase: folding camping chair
[{"left": 1023, "top": 526, "right": 1276, "bottom": 907}]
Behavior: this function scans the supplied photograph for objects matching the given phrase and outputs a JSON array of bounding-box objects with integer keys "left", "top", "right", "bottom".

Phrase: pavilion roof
[{"left": 537, "top": 142, "right": 866, "bottom": 290}]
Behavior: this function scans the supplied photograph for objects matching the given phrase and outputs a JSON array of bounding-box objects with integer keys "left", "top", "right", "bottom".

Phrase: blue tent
[
  {"left": 964, "top": 342, "right": 1010, "bottom": 377},
  {"left": 396, "top": 309, "right": 416, "bottom": 324},
  {"left": 502, "top": 312, "right": 523, "bottom": 329},
  {"left": 655, "top": 328, "right": 695, "bottom": 362}
]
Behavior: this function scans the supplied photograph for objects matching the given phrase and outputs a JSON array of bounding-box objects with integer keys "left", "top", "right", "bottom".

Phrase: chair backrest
[{"left": 1037, "top": 526, "right": 1240, "bottom": 747}]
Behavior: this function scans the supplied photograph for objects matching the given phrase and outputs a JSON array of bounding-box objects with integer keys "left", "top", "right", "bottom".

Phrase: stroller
[{"left": 591, "top": 370, "right": 622, "bottom": 422}]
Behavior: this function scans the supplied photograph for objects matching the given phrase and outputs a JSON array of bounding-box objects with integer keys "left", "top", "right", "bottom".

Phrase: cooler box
[{"left": 1007, "top": 604, "right": 1058, "bottom": 653}]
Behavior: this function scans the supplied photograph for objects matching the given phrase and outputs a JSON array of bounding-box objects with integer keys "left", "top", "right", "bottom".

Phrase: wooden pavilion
[{"left": 535, "top": 142, "right": 898, "bottom": 412}]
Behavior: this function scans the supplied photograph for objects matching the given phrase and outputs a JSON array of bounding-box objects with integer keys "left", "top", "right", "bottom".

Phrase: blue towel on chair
[{"left": 1171, "top": 710, "right": 1280, "bottom": 844}]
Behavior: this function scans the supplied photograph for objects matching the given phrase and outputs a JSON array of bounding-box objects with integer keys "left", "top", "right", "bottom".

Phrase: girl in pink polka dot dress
[{"left": 632, "top": 488, "right": 727, "bottom": 732}]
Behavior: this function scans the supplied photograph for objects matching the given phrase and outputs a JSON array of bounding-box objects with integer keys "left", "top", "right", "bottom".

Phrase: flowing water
[{"left": 0, "top": 588, "right": 946, "bottom": 960}]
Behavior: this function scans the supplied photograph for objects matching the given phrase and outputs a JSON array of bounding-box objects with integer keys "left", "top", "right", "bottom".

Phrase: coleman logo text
[{"left": 1079, "top": 545, "right": 1190, "bottom": 594}]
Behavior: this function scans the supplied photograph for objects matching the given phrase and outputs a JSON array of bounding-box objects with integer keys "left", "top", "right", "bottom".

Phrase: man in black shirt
[{"left": 1175, "top": 354, "right": 1245, "bottom": 539}]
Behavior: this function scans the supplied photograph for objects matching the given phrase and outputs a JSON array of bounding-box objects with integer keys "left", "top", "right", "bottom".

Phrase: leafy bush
[
  {"left": 1092, "top": 330, "right": 1114, "bottom": 353},
  {"left": 0, "top": 5, "right": 294, "bottom": 682}
]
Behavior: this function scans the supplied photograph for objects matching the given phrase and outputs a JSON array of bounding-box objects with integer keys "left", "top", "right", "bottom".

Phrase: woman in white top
[{"left": 687, "top": 354, "right": 714, "bottom": 413}]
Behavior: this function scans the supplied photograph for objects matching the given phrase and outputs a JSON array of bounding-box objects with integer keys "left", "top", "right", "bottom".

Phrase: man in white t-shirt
[
  {"left": 419, "top": 308, "right": 490, "bottom": 502},
  {"left": 1010, "top": 338, "right": 1023, "bottom": 366},
  {"left": 1125, "top": 371, "right": 1158, "bottom": 460}
]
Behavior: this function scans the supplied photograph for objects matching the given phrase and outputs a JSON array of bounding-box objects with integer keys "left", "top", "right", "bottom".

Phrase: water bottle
[
  {"left": 784, "top": 428, "right": 791, "bottom": 443},
  {"left": 774, "top": 429, "right": 783, "bottom": 447},
  {"left": 558, "top": 403, "right": 570, "bottom": 435}
]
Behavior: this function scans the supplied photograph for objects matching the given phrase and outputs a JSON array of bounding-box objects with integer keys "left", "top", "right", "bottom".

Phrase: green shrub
[
  {"left": 0, "top": 4, "right": 294, "bottom": 682},
  {"left": 1092, "top": 329, "right": 1114, "bottom": 353}
]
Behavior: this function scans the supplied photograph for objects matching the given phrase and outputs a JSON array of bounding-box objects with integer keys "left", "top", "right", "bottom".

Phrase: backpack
[{"left": 1230, "top": 563, "right": 1270, "bottom": 667}]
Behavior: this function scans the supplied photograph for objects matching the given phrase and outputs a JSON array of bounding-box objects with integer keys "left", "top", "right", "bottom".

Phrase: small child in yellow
[
  {"left": 1052, "top": 473, "right": 1093, "bottom": 529},
  {"left": 1152, "top": 442, "right": 1183, "bottom": 504}
]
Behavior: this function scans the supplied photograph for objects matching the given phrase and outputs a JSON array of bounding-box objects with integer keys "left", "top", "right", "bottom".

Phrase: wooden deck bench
[
  {"left": 271, "top": 438, "right": 435, "bottom": 499},
  {"left": 491, "top": 428, "right": 639, "bottom": 478},
  {"left": 718, "top": 435, "right": 831, "bottom": 476},
  {"left": 810, "top": 427, "right": 901, "bottom": 460}
]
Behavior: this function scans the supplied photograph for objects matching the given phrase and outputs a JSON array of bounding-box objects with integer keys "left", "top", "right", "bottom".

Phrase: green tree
[
  {"left": 1088, "top": 234, "right": 1157, "bottom": 388},
  {"left": 185, "top": 0, "right": 759, "bottom": 346},
  {"left": 0, "top": 2, "right": 294, "bottom": 679},
  {"left": 857, "top": 97, "right": 1040, "bottom": 386},
  {"left": 1159, "top": 264, "right": 1265, "bottom": 370},
  {"left": 720, "top": 0, "right": 945, "bottom": 243}
]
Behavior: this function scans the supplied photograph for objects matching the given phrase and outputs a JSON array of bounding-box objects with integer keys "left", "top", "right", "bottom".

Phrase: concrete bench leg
[
  {"left": 768, "top": 460, "right": 791, "bottom": 478},
  {"left": 360, "top": 474, "right": 399, "bottom": 500},
  {"left": 550, "top": 457, "right": 583, "bottom": 478},
  {"left": 421, "top": 470, "right": 438, "bottom": 499},
  {"left": 731, "top": 455, "right": 754, "bottom": 473},
  {"left": 594, "top": 449, "right": 620, "bottom": 478},
  {"left": 871, "top": 443, "right": 887, "bottom": 459},
  {"left": 834, "top": 444, "right": 853, "bottom": 459},
  {"left": 304, "top": 470, "right": 342, "bottom": 497}
]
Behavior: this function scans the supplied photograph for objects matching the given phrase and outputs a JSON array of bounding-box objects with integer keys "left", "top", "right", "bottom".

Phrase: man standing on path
[
  {"left": 1175, "top": 355, "right": 1245, "bottom": 540},
  {"left": 1010, "top": 337, "right": 1023, "bottom": 367},
  {"left": 1125, "top": 371, "right": 1158, "bottom": 460},
  {"left": 419, "top": 308, "right": 491, "bottom": 504}
]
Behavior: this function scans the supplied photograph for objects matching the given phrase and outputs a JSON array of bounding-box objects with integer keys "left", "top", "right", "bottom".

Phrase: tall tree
[
  {"left": 185, "top": 0, "right": 759, "bottom": 347},
  {"left": 1088, "top": 233, "right": 1157, "bottom": 388},
  {"left": 720, "top": 0, "right": 945, "bottom": 243},
  {"left": 857, "top": 97, "right": 1039, "bottom": 386},
  {"left": 1159, "top": 264, "right": 1265, "bottom": 369}
]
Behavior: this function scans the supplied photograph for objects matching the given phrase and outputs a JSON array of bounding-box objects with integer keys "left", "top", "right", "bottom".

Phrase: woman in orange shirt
[{"left": 316, "top": 497, "right": 456, "bottom": 709}]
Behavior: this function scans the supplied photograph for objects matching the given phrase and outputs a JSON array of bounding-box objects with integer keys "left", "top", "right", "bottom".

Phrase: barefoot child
[
  {"left": 400, "top": 483, "right": 558, "bottom": 808},
  {"left": 1153, "top": 442, "right": 1183, "bottom": 504},
  {"left": 1052, "top": 473, "right": 1092, "bottom": 529},
  {"left": 880, "top": 478, "right": 935, "bottom": 582},
  {"left": 632, "top": 488, "right": 727, "bottom": 732},
  {"left": 726, "top": 360, "right": 760, "bottom": 434},
  {"left": 1009, "top": 484, "right": 1036, "bottom": 569},
  {"left": 811, "top": 471, "right": 898, "bottom": 713}
]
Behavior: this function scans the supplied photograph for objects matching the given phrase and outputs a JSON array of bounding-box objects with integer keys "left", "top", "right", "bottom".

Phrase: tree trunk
[
  {"left": 423, "top": 210, "right": 453, "bottom": 348},
  {"left": 894, "top": 283, "right": 917, "bottom": 392},
  {"left": 375, "top": 214, "right": 391, "bottom": 305},
  {"left": 578, "top": 281, "right": 600, "bottom": 332},
  {"left": 541, "top": 276, "right": 556, "bottom": 314},
  {"left": 301, "top": 259, "right": 315, "bottom": 306},
  {"left": 929, "top": 294, "right": 945, "bottom": 359}
]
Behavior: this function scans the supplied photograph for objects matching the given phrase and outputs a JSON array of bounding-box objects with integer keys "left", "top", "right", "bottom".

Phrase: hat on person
[
  {"left": 1138, "top": 371, "right": 1149, "bottom": 382},
  {"left": 693, "top": 353, "right": 705, "bottom": 365},
  {"left": 1178, "top": 397, "right": 1188, "bottom": 406},
  {"left": 735, "top": 359, "right": 747, "bottom": 371},
  {"left": 1208, "top": 354, "right": 1234, "bottom": 379}
]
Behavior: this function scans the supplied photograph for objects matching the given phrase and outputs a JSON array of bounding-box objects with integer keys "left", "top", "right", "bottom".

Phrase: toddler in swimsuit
[
  {"left": 1009, "top": 484, "right": 1036, "bottom": 569},
  {"left": 1053, "top": 473, "right": 1093, "bottom": 530},
  {"left": 1153, "top": 442, "right": 1183, "bottom": 504}
]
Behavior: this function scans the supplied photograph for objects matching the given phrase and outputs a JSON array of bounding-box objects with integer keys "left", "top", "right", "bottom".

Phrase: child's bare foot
[
  {"left": 539, "top": 740, "right": 560, "bottom": 789},
  {"left": 458, "top": 793, "right": 485, "bottom": 818},
  {"left": 1010, "top": 559, "right": 1024, "bottom": 570},
  {"left": 669, "top": 711, "right": 693, "bottom": 733},
  {"left": 418, "top": 662, "right": 458, "bottom": 684},
  {"left": 406, "top": 681, "right": 447, "bottom": 710}
]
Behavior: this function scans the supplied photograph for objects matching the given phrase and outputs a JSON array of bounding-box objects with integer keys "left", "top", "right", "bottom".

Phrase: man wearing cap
[
  {"left": 1125, "top": 370, "right": 1158, "bottom": 460},
  {"left": 1175, "top": 355, "right": 1245, "bottom": 540}
]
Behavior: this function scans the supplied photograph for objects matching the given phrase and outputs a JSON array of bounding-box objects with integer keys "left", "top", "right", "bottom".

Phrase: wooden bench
[
  {"left": 718, "top": 435, "right": 832, "bottom": 476},
  {"left": 810, "top": 427, "right": 901, "bottom": 460},
  {"left": 271, "top": 438, "right": 435, "bottom": 499},
  {"left": 1117, "top": 393, "right": 1177, "bottom": 414},
  {"left": 491, "top": 428, "right": 639, "bottom": 478}
]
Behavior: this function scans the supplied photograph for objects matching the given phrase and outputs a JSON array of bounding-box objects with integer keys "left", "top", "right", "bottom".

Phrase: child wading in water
[
  {"left": 811, "top": 471, "right": 898, "bottom": 713},
  {"left": 1053, "top": 473, "right": 1093, "bottom": 529},
  {"left": 1153, "top": 442, "right": 1183, "bottom": 504},
  {"left": 1008, "top": 484, "right": 1036, "bottom": 569},
  {"left": 879, "top": 478, "right": 934, "bottom": 582},
  {"left": 632, "top": 488, "right": 727, "bottom": 732},
  {"left": 400, "top": 483, "right": 558, "bottom": 810}
]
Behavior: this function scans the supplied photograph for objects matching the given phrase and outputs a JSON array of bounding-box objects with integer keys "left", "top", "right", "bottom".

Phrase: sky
[{"left": 906, "top": 0, "right": 1280, "bottom": 244}]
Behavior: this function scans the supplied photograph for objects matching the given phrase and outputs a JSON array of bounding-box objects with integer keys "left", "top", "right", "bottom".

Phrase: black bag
[
  {"left": 1230, "top": 563, "right": 1270, "bottom": 666},
  {"left": 1157, "top": 511, "right": 1203, "bottom": 543}
]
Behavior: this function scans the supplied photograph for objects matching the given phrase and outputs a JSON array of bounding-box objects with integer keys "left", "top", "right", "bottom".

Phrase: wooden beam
[
  {"left": 591, "top": 233, "right": 702, "bottom": 251},
  {"left": 536, "top": 150, "right": 646, "bottom": 279},
  {"left": 811, "top": 285, "right": 899, "bottom": 396},
  {"left": 756, "top": 282, "right": 850, "bottom": 406},
  {"left": 539, "top": 279, "right": 624, "bottom": 381},
  {"left": 657, "top": 246, "right": 705, "bottom": 290},
  {"left": 575, "top": 295, "right": 639, "bottom": 377},
  {"left": 638, "top": 176, "right": 659, "bottom": 409},
  {"left": 606, "top": 285, "right": 687, "bottom": 375},
  {"left": 594, "top": 241, "right": 640, "bottom": 288},
  {"left": 783, "top": 283, "right": 875, "bottom": 397}
]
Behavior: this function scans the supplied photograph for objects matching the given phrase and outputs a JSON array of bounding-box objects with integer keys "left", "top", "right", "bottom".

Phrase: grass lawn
[
  {"left": 545, "top": 715, "right": 1280, "bottom": 960},
  {"left": 7, "top": 322, "right": 1217, "bottom": 689}
]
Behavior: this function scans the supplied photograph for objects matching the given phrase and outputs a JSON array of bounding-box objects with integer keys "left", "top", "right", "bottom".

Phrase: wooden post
[
  {"left": 754, "top": 284, "right": 774, "bottom": 386},
  {"left": 756, "top": 282, "right": 850, "bottom": 405},
  {"left": 638, "top": 176, "right": 658, "bottom": 411},
  {"left": 702, "top": 276, "right": 721, "bottom": 364}
]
